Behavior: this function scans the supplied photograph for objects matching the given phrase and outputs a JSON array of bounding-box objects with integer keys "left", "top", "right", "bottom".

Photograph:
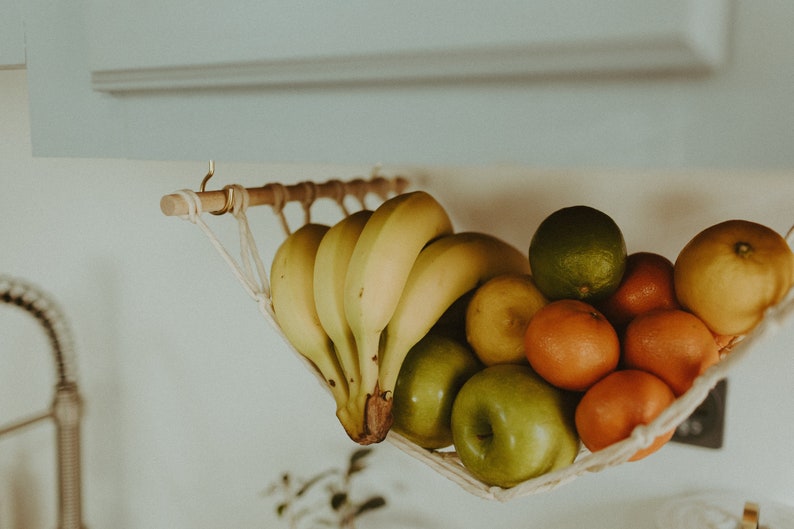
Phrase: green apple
[
  {"left": 451, "top": 364, "right": 579, "bottom": 488},
  {"left": 391, "top": 333, "right": 483, "bottom": 449}
]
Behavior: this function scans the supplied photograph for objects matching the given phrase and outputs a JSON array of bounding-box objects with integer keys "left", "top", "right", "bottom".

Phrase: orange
[
  {"left": 622, "top": 308, "right": 720, "bottom": 396},
  {"left": 674, "top": 219, "right": 794, "bottom": 335},
  {"left": 575, "top": 369, "right": 676, "bottom": 461},
  {"left": 597, "top": 252, "right": 680, "bottom": 330},
  {"left": 524, "top": 299, "right": 620, "bottom": 392}
]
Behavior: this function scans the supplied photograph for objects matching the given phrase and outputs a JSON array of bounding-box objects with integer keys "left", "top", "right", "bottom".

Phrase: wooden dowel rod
[{"left": 160, "top": 176, "right": 410, "bottom": 217}]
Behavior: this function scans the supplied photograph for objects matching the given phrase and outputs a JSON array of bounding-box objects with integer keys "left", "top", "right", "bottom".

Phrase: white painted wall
[
  {"left": 0, "top": 0, "right": 24, "bottom": 68},
  {"left": 2, "top": 67, "right": 793, "bottom": 528}
]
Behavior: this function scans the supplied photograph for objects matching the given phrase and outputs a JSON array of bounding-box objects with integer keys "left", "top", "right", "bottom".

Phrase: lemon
[
  {"left": 529, "top": 205, "right": 627, "bottom": 302},
  {"left": 674, "top": 219, "right": 794, "bottom": 335},
  {"left": 465, "top": 273, "right": 548, "bottom": 366}
]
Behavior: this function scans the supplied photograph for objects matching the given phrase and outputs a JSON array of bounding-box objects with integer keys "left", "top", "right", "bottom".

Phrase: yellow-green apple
[
  {"left": 391, "top": 333, "right": 483, "bottom": 449},
  {"left": 451, "top": 364, "right": 579, "bottom": 488},
  {"left": 465, "top": 273, "right": 547, "bottom": 365}
]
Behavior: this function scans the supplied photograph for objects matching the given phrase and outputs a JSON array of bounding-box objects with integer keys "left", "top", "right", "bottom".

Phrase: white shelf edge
[{"left": 91, "top": 33, "right": 726, "bottom": 94}]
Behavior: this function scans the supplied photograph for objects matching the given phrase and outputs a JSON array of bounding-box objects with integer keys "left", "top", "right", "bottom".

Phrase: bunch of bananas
[{"left": 270, "top": 190, "right": 531, "bottom": 444}]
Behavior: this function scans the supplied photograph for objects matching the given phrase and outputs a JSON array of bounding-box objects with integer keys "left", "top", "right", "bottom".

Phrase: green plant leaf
[
  {"left": 330, "top": 492, "right": 348, "bottom": 511},
  {"left": 347, "top": 448, "right": 373, "bottom": 476},
  {"left": 296, "top": 469, "right": 336, "bottom": 497},
  {"left": 349, "top": 448, "right": 372, "bottom": 466},
  {"left": 355, "top": 496, "right": 386, "bottom": 517}
]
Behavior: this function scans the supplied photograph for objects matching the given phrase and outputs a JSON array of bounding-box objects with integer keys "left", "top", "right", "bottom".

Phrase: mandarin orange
[
  {"left": 575, "top": 369, "right": 676, "bottom": 461},
  {"left": 597, "top": 251, "right": 680, "bottom": 330},
  {"left": 622, "top": 308, "right": 720, "bottom": 396},
  {"left": 524, "top": 299, "right": 620, "bottom": 392}
]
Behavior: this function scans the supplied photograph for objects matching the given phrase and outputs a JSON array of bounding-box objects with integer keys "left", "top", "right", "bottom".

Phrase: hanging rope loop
[
  {"left": 299, "top": 181, "right": 317, "bottom": 225},
  {"left": 176, "top": 189, "right": 203, "bottom": 223},
  {"left": 267, "top": 182, "right": 292, "bottom": 236},
  {"left": 329, "top": 179, "right": 351, "bottom": 217}
]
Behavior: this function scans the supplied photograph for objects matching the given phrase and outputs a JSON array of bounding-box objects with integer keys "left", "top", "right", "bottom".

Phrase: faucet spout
[{"left": 1, "top": 275, "right": 87, "bottom": 529}]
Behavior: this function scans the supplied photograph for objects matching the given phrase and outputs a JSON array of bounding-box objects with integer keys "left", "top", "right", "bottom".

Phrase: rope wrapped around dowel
[
  {"left": 160, "top": 174, "right": 410, "bottom": 218},
  {"left": 162, "top": 170, "right": 794, "bottom": 501}
]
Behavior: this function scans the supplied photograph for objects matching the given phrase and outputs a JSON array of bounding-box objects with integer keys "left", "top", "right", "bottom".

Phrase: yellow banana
[
  {"left": 344, "top": 190, "right": 453, "bottom": 443},
  {"left": 378, "top": 231, "right": 532, "bottom": 395},
  {"left": 270, "top": 223, "right": 350, "bottom": 426},
  {"left": 313, "top": 209, "right": 373, "bottom": 441}
]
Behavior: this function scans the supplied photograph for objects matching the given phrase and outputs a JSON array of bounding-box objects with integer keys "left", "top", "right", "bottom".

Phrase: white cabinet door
[
  {"left": 26, "top": 1, "right": 794, "bottom": 171},
  {"left": 87, "top": 0, "right": 727, "bottom": 92},
  {"left": 0, "top": 0, "right": 25, "bottom": 68}
]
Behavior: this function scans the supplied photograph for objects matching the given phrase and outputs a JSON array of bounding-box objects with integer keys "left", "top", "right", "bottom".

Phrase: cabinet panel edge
[{"left": 91, "top": 23, "right": 728, "bottom": 94}]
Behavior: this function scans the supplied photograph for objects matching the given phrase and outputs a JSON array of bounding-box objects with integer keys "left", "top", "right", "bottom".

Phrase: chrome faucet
[{"left": 0, "top": 276, "right": 86, "bottom": 529}]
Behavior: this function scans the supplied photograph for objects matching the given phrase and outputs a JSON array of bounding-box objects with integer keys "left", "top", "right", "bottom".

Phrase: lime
[{"left": 529, "top": 205, "right": 627, "bottom": 302}]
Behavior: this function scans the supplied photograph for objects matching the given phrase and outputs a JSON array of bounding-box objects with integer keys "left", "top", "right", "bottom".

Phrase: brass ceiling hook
[
  {"left": 198, "top": 160, "right": 234, "bottom": 215},
  {"left": 199, "top": 160, "right": 216, "bottom": 193}
]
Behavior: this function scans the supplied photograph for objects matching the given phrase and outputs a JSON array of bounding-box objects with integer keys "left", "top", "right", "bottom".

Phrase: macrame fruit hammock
[{"left": 160, "top": 166, "right": 794, "bottom": 502}]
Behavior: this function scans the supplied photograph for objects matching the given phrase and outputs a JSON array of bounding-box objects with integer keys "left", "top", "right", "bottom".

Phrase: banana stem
[
  {"left": 340, "top": 386, "right": 392, "bottom": 445},
  {"left": 363, "top": 384, "right": 393, "bottom": 445}
]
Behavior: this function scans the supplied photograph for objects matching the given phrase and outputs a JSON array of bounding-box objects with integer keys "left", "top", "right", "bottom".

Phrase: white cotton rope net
[{"left": 170, "top": 177, "right": 794, "bottom": 502}]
